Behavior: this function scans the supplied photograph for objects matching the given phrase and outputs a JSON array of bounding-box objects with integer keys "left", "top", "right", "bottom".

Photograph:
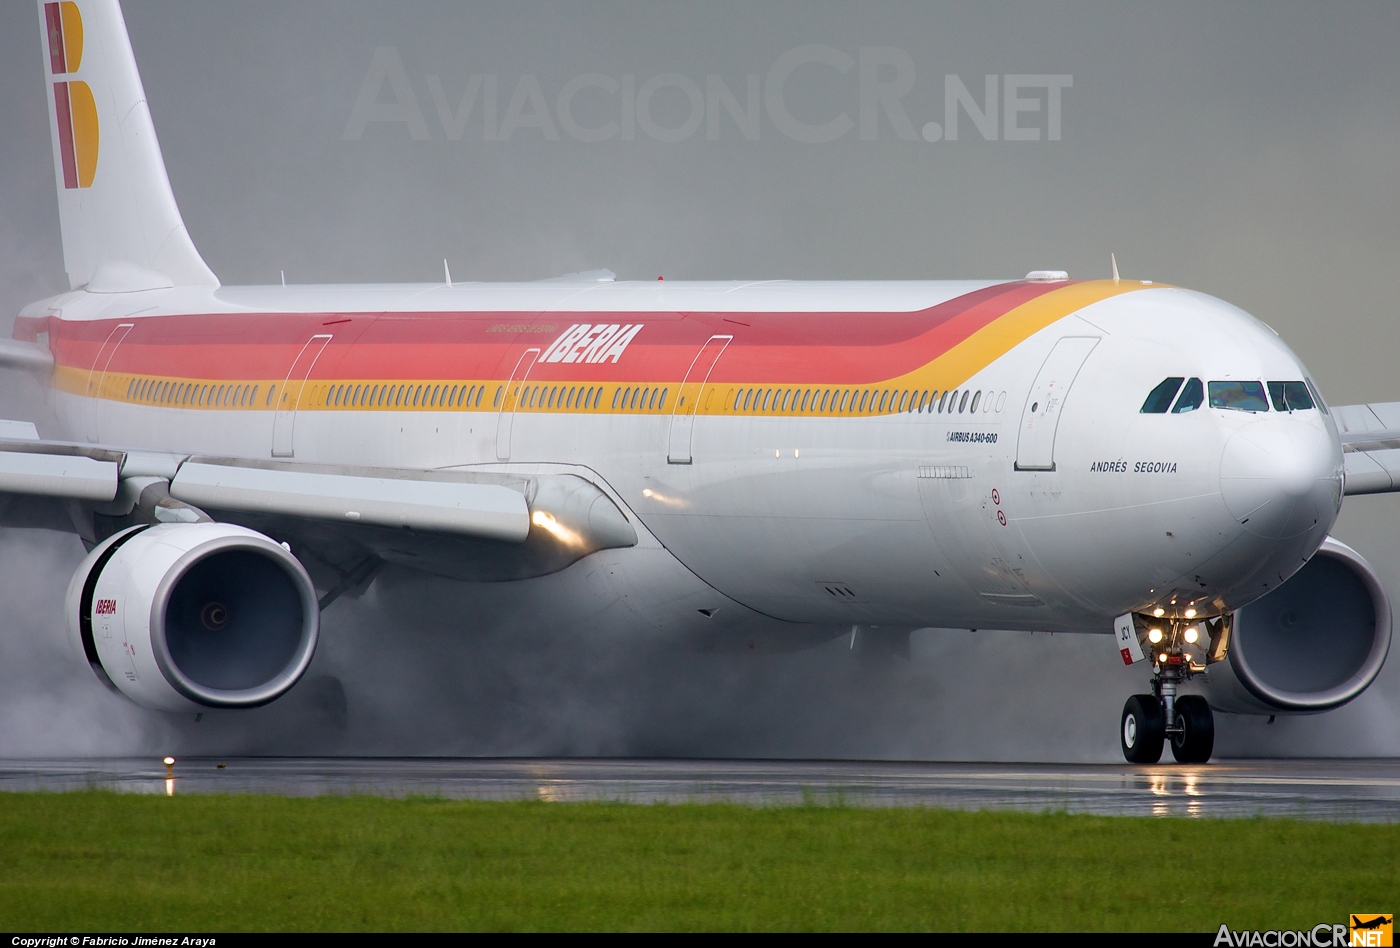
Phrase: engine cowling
[
  {"left": 65, "top": 522, "right": 319, "bottom": 712},
  {"left": 1197, "top": 536, "right": 1391, "bottom": 714}
]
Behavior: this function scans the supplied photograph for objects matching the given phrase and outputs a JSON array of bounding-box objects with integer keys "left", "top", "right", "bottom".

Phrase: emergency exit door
[{"left": 667, "top": 334, "right": 731, "bottom": 464}]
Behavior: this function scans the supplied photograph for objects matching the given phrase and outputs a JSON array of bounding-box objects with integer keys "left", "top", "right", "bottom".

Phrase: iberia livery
[{"left": 4, "top": 0, "right": 1395, "bottom": 763}]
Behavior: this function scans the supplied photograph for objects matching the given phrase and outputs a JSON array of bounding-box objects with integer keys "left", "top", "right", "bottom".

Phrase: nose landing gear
[{"left": 1117, "top": 613, "right": 1225, "bottom": 763}]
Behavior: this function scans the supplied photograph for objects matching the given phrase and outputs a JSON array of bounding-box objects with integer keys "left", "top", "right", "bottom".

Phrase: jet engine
[
  {"left": 1198, "top": 537, "right": 1391, "bottom": 714},
  {"left": 65, "top": 522, "right": 319, "bottom": 712}
]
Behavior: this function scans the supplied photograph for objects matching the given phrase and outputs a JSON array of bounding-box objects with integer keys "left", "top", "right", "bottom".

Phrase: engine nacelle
[
  {"left": 65, "top": 522, "right": 319, "bottom": 712},
  {"left": 1196, "top": 537, "right": 1391, "bottom": 714}
]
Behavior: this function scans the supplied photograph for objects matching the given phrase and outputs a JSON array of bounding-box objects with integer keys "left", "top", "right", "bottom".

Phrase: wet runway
[{"left": 3, "top": 757, "right": 1399, "bottom": 821}]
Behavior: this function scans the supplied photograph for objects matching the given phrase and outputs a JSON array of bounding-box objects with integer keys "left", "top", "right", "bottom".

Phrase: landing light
[
  {"left": 1184, "top": 608, "right": 1197, "bottom": 619},
  {"left": 1158, "top": 652, "right": 1169, "bottom": 664},
  {"left": 531, "top": 510, "right": 584, "bottom": 548},
  {"left": 1147, "top": 628, "right": 1163, "bottom": 644},
  {"left": 1184, "top": 627, "right": 1200, "bottom": 645},
  {"left": 1152, "top": 607, "right": 1165, "bottom": 618},
  {"left": 641, "top": 487, "right": 688, "bottom": 509}
]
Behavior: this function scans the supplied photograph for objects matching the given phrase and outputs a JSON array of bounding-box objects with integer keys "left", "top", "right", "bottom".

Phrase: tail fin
[{"left": 38, "top": 0, "right": 217, "bottom": 291}]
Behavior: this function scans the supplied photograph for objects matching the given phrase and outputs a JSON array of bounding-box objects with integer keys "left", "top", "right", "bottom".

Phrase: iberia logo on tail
[{"left": 46, "top": 1, "right": 97, "bottom": 189}]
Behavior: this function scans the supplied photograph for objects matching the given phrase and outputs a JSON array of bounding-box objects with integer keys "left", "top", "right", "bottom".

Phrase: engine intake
[
  {"left": 1198, "top": 537, "right": 1391, "bottom": 714},
  {"left": 65, "top": 523, "right": 319, "bottom": 711}
]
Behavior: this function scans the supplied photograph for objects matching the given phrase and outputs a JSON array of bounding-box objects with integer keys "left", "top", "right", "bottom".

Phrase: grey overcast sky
[{"left": 1, "top": 1, "right": 1399, "bottom": 758}]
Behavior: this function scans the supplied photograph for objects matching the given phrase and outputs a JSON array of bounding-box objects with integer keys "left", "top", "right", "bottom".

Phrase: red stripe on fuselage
[{"left": 48, "top": 281, "right": 1062, "bottom": 386}]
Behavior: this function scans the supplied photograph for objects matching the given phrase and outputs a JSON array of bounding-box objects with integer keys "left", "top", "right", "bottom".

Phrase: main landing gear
[{"left": 1120, "top": 614, "right": 1222, "bottom": 763}]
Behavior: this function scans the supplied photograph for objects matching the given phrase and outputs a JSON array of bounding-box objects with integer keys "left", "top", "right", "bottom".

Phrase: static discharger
[{"left": 163, "top": 756, "right": 175, "bottom": 796}]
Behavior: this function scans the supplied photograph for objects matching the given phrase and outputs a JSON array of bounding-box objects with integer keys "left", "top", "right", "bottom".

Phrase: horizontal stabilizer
[{"left": 0, "top": 339, "right": 55, "bottom": 373}]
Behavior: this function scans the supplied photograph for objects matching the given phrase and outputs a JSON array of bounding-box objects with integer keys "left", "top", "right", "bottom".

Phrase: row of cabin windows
[
  {"left": 119, "top": 377, "right": 1007, "bottom": 419},
  {"left": 127, "top": 377, "right": 266, "bottom": 407},
  {"left": 512, "top": 384, "right": 608, "bottom": 411},
  {"left": 320, "top": 381, "right": 487, "bottom": 409},
  {"left": 609, "top": 385, "right": 666, "bottom": 412},
  {"left": 731, "top": 386, "right": 999, "bottom": 416},
  {"left": 1140, "top": 377, "right": 1325, "bottom": 414}
]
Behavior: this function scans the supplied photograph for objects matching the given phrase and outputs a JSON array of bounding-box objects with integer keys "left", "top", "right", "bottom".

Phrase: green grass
[{"left": 0, "top": 792, "right": 1394, "bottom": 931}]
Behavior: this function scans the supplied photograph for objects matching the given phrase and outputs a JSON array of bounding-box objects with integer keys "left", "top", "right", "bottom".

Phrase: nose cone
[{"left": 1220, "top": 421, "right": 1341, "bottom": 539}]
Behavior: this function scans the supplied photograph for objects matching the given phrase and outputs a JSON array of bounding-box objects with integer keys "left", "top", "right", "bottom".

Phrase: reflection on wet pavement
[{"left": 1, "top": 757, "right": 1397, "bottom": 822}]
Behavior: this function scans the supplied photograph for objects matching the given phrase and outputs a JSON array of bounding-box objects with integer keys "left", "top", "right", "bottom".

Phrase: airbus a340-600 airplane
[{"left": 5, "top": 0, "right": 1397, "bottom": 763}]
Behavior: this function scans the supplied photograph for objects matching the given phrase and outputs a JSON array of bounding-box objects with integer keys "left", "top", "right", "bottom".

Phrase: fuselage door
[
  {"left": 271, "top": 333, "right": 333, "bottom": 458},
  {"left": 495, "top": 348, "right": 541, "bottom": 460},
  {"left": 667, "top": 334, "right": 732, "bottom": 464},
  {"left": 85, "top": 322, "right": 134, "bottom": 442},
  {"left": 1014, "top": 335, "right": 1099, "bottom": 471}
]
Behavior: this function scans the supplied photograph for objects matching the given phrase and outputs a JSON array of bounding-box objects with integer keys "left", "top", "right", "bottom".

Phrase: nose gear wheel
[{"left": 1120, "top": 694, "right": 1165, "bottom": 763}]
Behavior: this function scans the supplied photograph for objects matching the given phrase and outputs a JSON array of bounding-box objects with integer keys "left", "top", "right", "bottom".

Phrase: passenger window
[
  {"left": 1208, "top": 380, "right": 1269, "bottom": 412},
  {"left": 970, "top": 391, "right": 981, "bottom": 413},
  {"left": 1140, "top": 377, "right": 1184, "bottom": 413},
  {"left": 1268, "top": 380, "right": 1314, "bottom": 412},
  {"left": 1171, "top": 378, "right": 1203, "bottom": 413}
]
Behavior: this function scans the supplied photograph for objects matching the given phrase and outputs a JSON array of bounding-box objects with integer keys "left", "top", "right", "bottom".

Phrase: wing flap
[
  {"left": 170, "top": 459, "right": 530, "bottom": 542},
  {"left": 1344, "top": 450, "right": 1396, "bottom": 495},
  {"left": 1336, "top": 401, "right": 1400, "bottom": 495},
  {"left": 0, "top": 440, "right": 118, "bottom": 500}
]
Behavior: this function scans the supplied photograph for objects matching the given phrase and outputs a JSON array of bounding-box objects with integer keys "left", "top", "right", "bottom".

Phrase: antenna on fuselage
[
  {"left": 444, "top": 259, "right": 453, "bottom": 287},
  {"left": 280, "top": 270, "right": 286, "bottom": 287},
  {"left": 1110, "top": 253, "right": 1120, "bottom": 285}
]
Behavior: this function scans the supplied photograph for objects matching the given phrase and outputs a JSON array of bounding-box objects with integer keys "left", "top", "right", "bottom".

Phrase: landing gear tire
[
  {"left": 1170, "top": 694, "right": 1215, "bottom": 763},
  {"left": 1121, "top": 694, "right": 1165, "bottom": 763}
]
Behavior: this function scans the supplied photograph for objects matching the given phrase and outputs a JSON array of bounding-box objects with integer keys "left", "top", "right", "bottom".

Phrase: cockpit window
[
  {"left": 1209, "top": 380, "right": 1269, "bottom": 412},
  {"left": 1305, "top": 377, "right": 1329, "bottom": 415},
  {"left": 1267, "top": 381, "right": 1314, "bottom": 412},
  {"left": 1171, "top": 378, "right": 1204, "bottom": 413},
  {"left": 1140, "top": 377, "right": 1184, "bottom": 413}
]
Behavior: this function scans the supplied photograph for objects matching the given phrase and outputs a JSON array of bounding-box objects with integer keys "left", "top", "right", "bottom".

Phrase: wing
[
  {"left": 1335, "top": 401, "right": 1400, "bottom": 495},
  {"left": 0, "top": 427, "right": 637, "bottom": 604}
]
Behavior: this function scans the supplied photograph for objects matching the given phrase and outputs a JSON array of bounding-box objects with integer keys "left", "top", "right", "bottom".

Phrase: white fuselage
[{"left": 27, "top": 277, "right": 1343, "bottom": 642}]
